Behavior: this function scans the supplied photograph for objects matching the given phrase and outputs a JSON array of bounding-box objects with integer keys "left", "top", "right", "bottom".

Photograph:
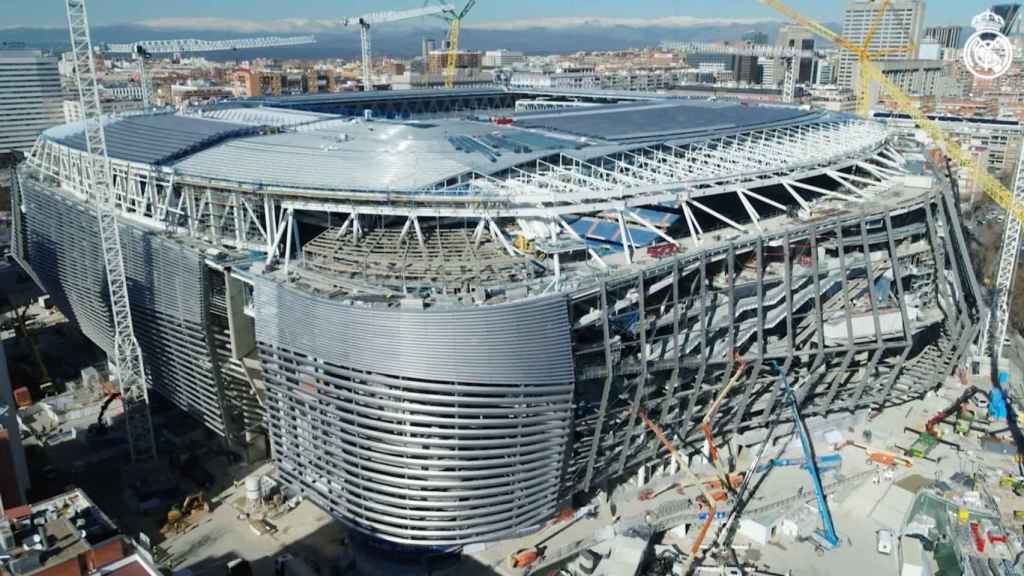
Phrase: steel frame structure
[
  {"left": 14, "top": 85, "right": 985, "bottom": 546},
  {"left": 104, "top": 36, "right": 316, "bottom": 55},
  {"left": 26, "top": 119, "right": 892, "bottom": 268},
  {"left": 65, "top": 0, "right": 156, "bottom": 462}
]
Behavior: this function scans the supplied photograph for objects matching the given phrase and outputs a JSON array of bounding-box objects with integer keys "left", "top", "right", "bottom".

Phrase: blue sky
[{"left": 2, "top": 1, "right": 991, "bottom": 29}]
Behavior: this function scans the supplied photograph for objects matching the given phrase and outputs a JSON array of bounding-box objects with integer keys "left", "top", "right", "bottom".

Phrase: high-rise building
[
  {"left": 0, "top": 49, "right": 63, "bottom": 153},
  {"left": 923, "top": 25, "right": 963, "bottom": 49},
  {"left": 816, "top": 58, "right": 837, "bottom": 85},
  {"left": 421, "top": 37, "right": 436, "bottom": 63},
  {"left": 776, "top": 24, "right": 816, "bottom": 83},
  {"left": 742, "top": 31, "right": 769, "bottom": 45},
  {"left": 838, "top": 1, "right": 926, "bottom": 88},
  {"left": 735, "top": 55, "right": 762, "bottom": 84},
  {"left": 992, "top": 4, "right": 1021, "bottom": 35},
  {"left": 482, "top": 50, "right": 526, "bottom": 69}
]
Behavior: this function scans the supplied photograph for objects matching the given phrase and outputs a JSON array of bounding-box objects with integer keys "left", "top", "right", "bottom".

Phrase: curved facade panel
[{"left": 254, "top": 280, "right": 576, "bottom": 545}]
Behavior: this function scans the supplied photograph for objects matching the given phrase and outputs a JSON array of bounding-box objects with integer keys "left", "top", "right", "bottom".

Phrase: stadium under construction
[{"left": 11, "top": 87, "right": 982, "bottom": 548}]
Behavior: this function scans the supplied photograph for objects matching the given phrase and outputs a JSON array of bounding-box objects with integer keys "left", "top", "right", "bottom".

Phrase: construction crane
[
  {"left": 756, "top": 0, "right": 1024, "bottom": 368},
  {"left": 103, "top": 36, "right": 316, "bottom": 109},
  {"left": 65, "top": 0, "right": 156, "bottom": 462},
  {"left": 343, "top": 5, "right": 453, "bottom": 91},
  {"left": 438, "top": 1, "right": 477, "bottom": 89},
  {"left": 774, "top": 362, "right": 839, "bottom": 550}
]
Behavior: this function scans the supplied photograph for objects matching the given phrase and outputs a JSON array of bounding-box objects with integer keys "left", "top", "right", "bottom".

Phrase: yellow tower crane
[
  {"left": 755, "top": 0, "right": 1024, "bottom": 228},
  {"left": 439, "top": 1, "right": 477, "bottom": 89}
]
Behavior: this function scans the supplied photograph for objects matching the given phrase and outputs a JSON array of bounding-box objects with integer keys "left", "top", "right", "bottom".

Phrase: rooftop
[
  {"left": 41, "top": 94, "right": 837, "bottom": 194},
  {"left": 0, "top": 489, "right": 120, "bottom": 576}
]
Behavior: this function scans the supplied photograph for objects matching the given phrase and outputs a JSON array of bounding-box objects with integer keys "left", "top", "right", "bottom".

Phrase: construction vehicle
[
  {"left": 103, "top": 36, "right": 315, "bottom": 109},
  {"left": 506, "top": 505, "right": 597, "bottom": 569},
  {"left": 636, "top": 409, "right": 723, "bottom": 565},
  {"left": 342, "top": 6, "right": 451, "bottom": 91},
  {"left": 162, "top": 492, "right": 209, "bottom": 535},
  {"left": 700, "top": 354, "right": 747, "bottom": 472},
  {"left": 774, "top": 361, "right": 839, "bottom": 550},
  {"left": 87, "top": 391, "right": 121, "bottom": 436},
  {"left": 65, "top": 0, "right": 156, "bottom": 462},
  {"left": 924, "top": 386, "right": 985, "bottom": 437},
  {"left": 437, "top": 1, "right": 477, "bottom": 89},
  {"left": 638, "top": 472, "right": 744, "bottom": 502}
]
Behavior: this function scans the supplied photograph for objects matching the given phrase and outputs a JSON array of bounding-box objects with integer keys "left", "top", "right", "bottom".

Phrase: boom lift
[
  {"left": 700, "top": 354, "right": 748, "bottom": 491},
  {"left": 774, "top": 362, "right": 839, "bottom": 550},
  {"left": 637, "top": 410, "right": 723, "bottom": 563},
  {"left": 65, "top": 0, "right": 155, "bottom": 462}
]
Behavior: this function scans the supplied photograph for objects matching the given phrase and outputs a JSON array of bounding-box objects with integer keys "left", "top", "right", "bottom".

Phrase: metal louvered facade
[
  {"left": 19, "top": 179, "right": 232, "bottom": 436},
  {"left": 254, "top": 279, "right": 575, "bottom": 546}
]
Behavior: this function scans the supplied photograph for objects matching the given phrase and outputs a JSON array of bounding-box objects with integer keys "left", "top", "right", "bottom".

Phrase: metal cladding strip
[
  {"left": 20, "top": 180, "right": 229, "bottom": 436},
  {"left": 253, "top": 278, "right": 576, "bottom": 386},
  {"left": 253, "top": 279, "right": 575, "bottom": 545},
  {"left": 22, "top": 177, "right": 115, "bottom": 352}
]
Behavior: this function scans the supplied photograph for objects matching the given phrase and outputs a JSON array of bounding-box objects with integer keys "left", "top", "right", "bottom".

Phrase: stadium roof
[
  {"left": 55, "top": 114, "right": 258, "bottom": 165},
  {"left": 512, "top": 100, "right": 818, "bottom": 143},
  {"left": 41, "top": 92, "right": 846, "bottom": 193}
]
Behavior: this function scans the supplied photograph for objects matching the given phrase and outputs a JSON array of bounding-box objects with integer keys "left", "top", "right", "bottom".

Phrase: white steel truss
[
  {"left": 26, "top": 119, "right": 893, "bottom": 265},
  {"left": 65, "top": 0, "right": 155, "bottom": 462}
]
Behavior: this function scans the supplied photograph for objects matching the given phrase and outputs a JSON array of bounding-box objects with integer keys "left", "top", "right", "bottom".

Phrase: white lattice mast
[
  {"left": 343, "top": 5, "right": 453, "bottom": 91},
  {"left": 984, "top": 150, "right": 1024, "bottom": 362},
  {"left": 65, "top": 0, "right": 156, "bottom": 462}
]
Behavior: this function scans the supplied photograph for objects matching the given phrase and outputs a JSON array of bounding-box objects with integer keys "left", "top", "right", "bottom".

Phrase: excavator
[
  {"left": 162, "top": 492, "right": 209, "bottom": 536},
  {"left": 87, "top": 391, "right": 121, "bottom": 436}
]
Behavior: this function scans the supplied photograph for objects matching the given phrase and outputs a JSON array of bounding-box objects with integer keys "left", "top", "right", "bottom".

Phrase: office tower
[
  {"left": 923, "top": 25, "right": 963, "bottom": 49},
  {"left": 838, "top": 0, "right": 926, "bottom": 88},
  {"left": 0, "top": 49, "right": 63, "bottom": 153},
  {"left": 776, "top": 24, "right": 816, "bottom": 83}
]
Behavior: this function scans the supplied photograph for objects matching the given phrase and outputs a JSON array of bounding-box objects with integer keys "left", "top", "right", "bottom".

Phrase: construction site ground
[
  {"left": 14, "top": 289, "right": 1024, "bottom": 576},
  {"left": 465, "top": 367, "right": 1024, "bottom": 576}
]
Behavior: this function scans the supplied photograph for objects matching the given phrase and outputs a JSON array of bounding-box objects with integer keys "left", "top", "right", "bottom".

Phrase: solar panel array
[{"left": 59, "top": 114, "right": 257, "bottom": 165}]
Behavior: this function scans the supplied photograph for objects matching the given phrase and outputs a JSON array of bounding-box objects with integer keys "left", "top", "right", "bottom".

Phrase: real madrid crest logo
[{"left": 963, "top": 9, "right": 1014, "bottom": 80}]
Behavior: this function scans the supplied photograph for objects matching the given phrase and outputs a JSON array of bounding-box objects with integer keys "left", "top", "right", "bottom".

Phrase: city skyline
[{"left": 1, "top": 0, "right": 994, "bottom": 31}]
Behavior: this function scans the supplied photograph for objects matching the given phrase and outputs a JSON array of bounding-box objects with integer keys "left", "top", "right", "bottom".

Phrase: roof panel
[
  {"left": 514, "top": 101, "right": 818, "bottom": 143},
  {"left": 57, "top": 114, "right": 257, "bottom": 165}
]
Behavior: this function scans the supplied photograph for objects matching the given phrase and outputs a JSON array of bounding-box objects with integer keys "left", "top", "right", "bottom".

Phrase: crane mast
[
  {"left": 983, "top": 152, "right": 1024, "bottom": 362},
  {"left": 65, "top": 0, "right": 156, "bottom": 462},
  {"left": 440, "top": 1, "right": 476, "bottom": 90},
  {"left": 343, "top": 6, "right": 453, "bottom": 91}
]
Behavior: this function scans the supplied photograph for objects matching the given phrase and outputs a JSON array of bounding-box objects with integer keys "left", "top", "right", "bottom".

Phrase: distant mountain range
[{"left": 0, "top": 20, "right": 838, "bottom": 60}]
